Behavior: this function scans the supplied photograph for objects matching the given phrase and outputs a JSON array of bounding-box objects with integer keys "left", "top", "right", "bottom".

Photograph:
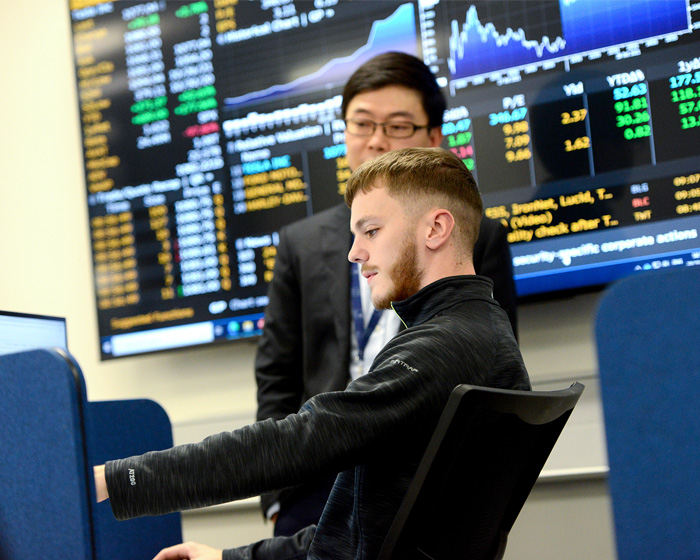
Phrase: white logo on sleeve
[
  {"left": 390, "top": 358, "right": 419, "bottom": 373},
  {"left": 128, "top": 468, "right": 137, "bottom": 486}
]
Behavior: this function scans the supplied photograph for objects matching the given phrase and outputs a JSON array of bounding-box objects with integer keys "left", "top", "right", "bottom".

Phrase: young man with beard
[
  {"left": 94, "top": 147, "right": 530, "bottom": 560},
  {"left": 255, "top": 52, "right": 518, "bottom": 537}
]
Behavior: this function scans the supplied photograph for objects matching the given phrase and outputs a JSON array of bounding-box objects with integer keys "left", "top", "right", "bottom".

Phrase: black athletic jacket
[{"left": 104, "top": 275, "right": 530, "bottom": 560}]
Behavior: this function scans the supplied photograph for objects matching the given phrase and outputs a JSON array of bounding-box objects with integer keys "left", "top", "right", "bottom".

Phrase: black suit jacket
[
  {"left": 255, "top": 203, "right": 517, "bottom": 513},
  {"left": 256, "top": 204, "right": 353, "bottom": 425}
]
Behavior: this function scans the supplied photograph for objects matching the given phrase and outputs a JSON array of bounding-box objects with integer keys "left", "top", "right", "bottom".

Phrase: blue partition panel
[
  {"left": 86, "top": 399, "right": 182, "bottom": 559},
  {"left": 596, "top": 266, "right": 700, "bottom": 560},
  {"left": 0, "top": 349, "right": 93, "bottom": 560}
]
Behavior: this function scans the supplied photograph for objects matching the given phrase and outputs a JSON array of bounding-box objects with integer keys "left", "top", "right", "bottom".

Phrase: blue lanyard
[{"left": 350, "top": 263, "right": 382, "bottom": 361}]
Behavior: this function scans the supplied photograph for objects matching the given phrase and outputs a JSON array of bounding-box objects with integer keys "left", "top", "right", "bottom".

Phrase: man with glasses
[{"left": 255, "top": 52, "right": 518, "bottom": 536}]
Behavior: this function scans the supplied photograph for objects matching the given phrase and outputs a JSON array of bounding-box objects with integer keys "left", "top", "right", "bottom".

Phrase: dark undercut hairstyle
[
  {"left": 345, "top": 147, "right": 483, "bottom": 256},
  {"left": 341, "top": 52, "right": 447, "bottom": 130}
]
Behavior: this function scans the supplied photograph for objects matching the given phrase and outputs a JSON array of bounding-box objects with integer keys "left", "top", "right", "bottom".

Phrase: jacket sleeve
[
  {"left": 103, "top": 318, "right": 492, "bottom": 521},
  {"left": 253, "top": 225, "right": 305, "bottom": 515},
  {"left": 473, "top": 217, "right": 518, "bottom": 339},
  {"left": 103, "top": 287, "right": 531, "bottom": 523},
  {"left": 254, "top": 226, "right": 305, "bottom": 423}
]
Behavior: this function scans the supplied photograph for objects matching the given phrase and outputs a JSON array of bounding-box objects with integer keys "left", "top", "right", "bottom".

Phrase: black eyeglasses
[{"left": 344, "top": 118, "right": 430, "bottom": 139}]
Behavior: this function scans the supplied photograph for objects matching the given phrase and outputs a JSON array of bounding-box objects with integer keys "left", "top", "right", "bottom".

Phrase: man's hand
[
  {"left": 152, "top": 542, "right": 223, "bottom": 560},
  {"left": 93, "top": 465, "right": 109, "bottom": 503}
]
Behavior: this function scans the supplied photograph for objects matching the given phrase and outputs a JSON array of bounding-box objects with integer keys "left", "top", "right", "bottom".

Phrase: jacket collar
[{"left": 391, "top": 275, "right": 495, "bottom": 328}]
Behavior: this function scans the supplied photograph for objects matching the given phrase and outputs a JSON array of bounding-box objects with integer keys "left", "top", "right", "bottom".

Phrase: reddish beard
[{"left": 374, "top": 233, "right": 423, "bottom": 310}]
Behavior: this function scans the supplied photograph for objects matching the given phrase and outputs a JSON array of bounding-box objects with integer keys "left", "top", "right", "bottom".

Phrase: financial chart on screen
[{"left": 69, "top": 0, "right": 700, "bottom": 359}]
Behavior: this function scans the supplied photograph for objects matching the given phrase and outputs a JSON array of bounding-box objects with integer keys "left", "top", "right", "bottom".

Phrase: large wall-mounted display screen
[{"left": 69, "top": 0, "right": 700, "bottom": 359}]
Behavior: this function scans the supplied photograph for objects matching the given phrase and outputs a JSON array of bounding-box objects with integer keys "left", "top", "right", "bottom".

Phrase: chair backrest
[
  {"left": 378, "top": 382, "right": 584, "bottom": 560},
  {"left": 86, "top": 399, "right": 183, "bottom": 559},
  {"left": 0, "top": 348, "right": 182, "bottom": 560},
  {"left": 595, "top": 266, "right": 700, "bottom": 560},
  {"left": 0, "top": 349, "right": 94, "bottom": 560}
]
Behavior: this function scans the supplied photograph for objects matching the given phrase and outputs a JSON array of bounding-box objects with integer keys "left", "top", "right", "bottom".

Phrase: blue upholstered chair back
[
  {"left": 0, "top": 348, "right": 181, "bottom": 560},
  {"left": 87, "top": 399, "right": 183, "bottom": 558},
  {"left": 595, "top": 266, "right": 700, "bottom": 560},
  {"left": 0, "top": 349, "right": 93, "bottom": 559}
]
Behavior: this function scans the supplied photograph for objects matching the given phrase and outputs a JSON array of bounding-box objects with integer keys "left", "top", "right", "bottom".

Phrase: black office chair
[{"left": 378, "top": 382, "right": 584, "bottom": 560}]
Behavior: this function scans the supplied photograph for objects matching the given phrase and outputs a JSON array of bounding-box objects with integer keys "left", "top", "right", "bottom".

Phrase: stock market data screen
[{"left": 69, "top": 0, "right": 700, "bottom": 359}]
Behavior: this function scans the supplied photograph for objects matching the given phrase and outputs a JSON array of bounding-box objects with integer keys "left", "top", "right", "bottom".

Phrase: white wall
[{"left": 0, "top": 2, "right": 615, "bottom": 557}]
